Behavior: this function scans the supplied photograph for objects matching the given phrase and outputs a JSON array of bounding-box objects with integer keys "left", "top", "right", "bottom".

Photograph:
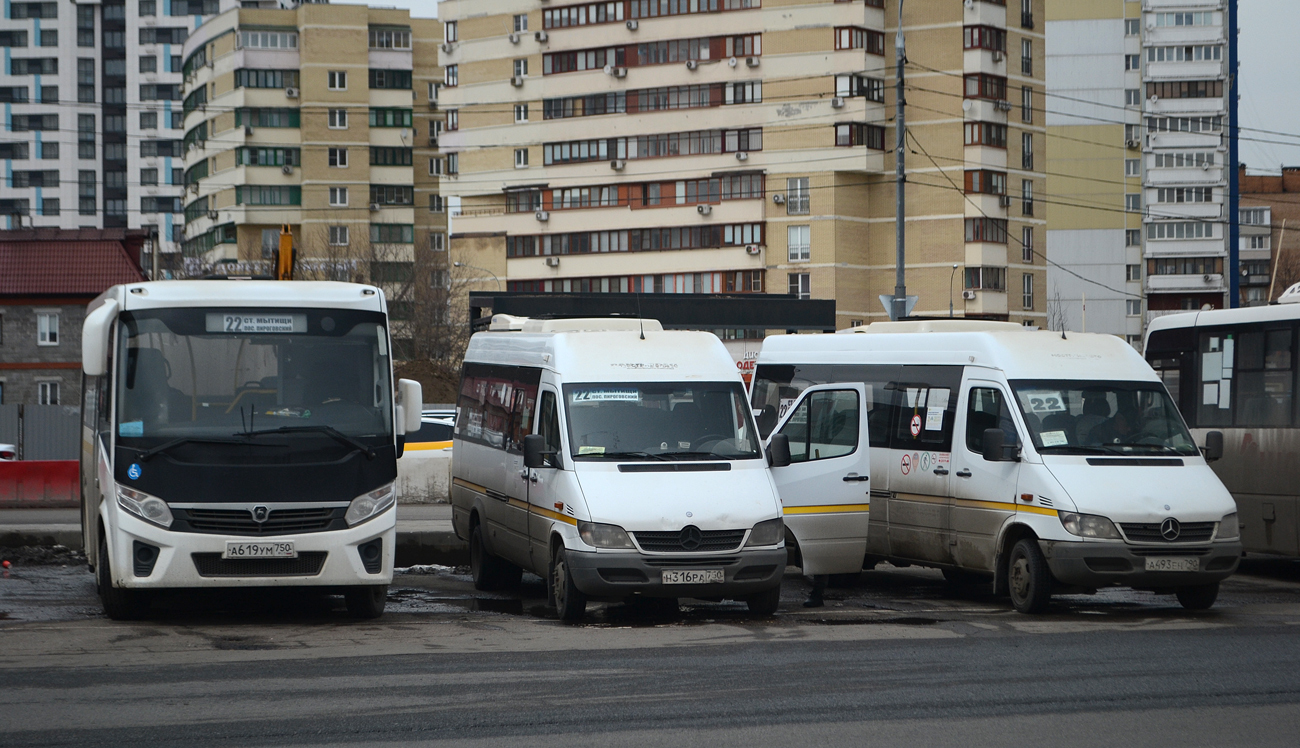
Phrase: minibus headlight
[
  {"left": 1059, "top": 511, "right": 1122, "bottom": 539},
  {"left": 1218, "top": 513, "right": 1239, "bottom": 540},
  {"left": 745, "top": 518, "right": 784, "bottom": 547},
  {"left": 346, "top": 483, "right": 396, "bottom": 527},
  {"left": 578, "top": 521, "right": 634, "bottom": 549},
  {"left": 116, "top": 485, "right": 173, "bottom": 529}
]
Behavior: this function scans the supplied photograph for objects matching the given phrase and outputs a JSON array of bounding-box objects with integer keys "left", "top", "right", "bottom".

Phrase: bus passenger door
[
  {"left": 768, "top": 384, "right": 872, "bottom": 576},
  {"left": 527, "top": 387, "right": 567, "bottom": 575},
  {"left": 951, "top": 382, "right": 1022, "bottom": 572},
  {"left": 884, "top": 371, "right": 959, "bottom": 565}
]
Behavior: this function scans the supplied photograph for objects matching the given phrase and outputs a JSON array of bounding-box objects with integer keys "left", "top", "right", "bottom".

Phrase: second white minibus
[{"left": 752, "top": 320, "right": 1242, "bottom": 613}]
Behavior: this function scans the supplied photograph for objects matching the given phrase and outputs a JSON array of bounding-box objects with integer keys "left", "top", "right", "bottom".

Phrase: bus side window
[
  {"left": 889, "top": 365, "right": 962, "bottom": 452},
  {"left": 537, "top": 390, "right": 562, "bottom": 467},
  {"left": 966, "top": 388, "right": 1016, "bottom": 454}
]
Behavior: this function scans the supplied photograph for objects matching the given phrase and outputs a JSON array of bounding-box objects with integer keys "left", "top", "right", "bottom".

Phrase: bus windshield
[
  {"left": 115, "top": 308, "right": 393, "bottom": 453},
  {"left": 1010, "top": 380, "right": 1197, "bottom": 456},
  {"left": 564, "top": 382, "right": 761, "bottom": 460}
]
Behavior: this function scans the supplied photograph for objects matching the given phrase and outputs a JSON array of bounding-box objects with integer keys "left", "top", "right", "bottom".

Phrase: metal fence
[{"left": 0, "top": 404, "right": 81, "bottom": 461}]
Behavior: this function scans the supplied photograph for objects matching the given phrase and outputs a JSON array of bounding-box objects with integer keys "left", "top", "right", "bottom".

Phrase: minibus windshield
[
  {"left": 115, "top": 308, "right": 393, "bottom": 456},
  {"left": 564, "top": 382, "right": 761, "bottom": 460},
  {"left": 1010, "top": 380, "right": 1198, "bottom": 456}
]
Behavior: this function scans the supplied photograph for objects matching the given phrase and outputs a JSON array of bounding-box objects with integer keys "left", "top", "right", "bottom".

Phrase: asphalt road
[{"left": 4, "top": 557, "right": 1300, "bottom": 746}]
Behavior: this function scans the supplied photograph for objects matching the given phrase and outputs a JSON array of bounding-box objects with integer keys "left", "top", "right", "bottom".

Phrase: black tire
[
  {"left": 97, "top": 533, "right": 150, "bottom": 621},
  {"left": 551, "top": 545, "right": 587, "bottom": 622},
  {"left": 1175, "top": 582, "right": 1219, "bottom": 610},
  {"left": 470, "top": 520, "right": 522, "bottom": 591},
  {"left": 746, "top": 584, "right": 782, "bottom": 616},
  {"left": 1007, "top": 538, "right": 1053, "bottom": 614},
  {"left": 344, "top": 585, "right": 388, "bottom": 619}
]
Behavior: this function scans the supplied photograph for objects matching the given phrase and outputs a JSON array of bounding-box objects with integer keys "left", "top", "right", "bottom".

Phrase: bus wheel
[
  {"left": 344, "top": 585, "right": 388, "bottom": 619},
  {"left": 97, "top": 534, "right": 150, "bottom": 621},
  {"left": 1175, "top": 582, "right": 1219, "bottom": 610},
  {"left": 551, "top": 546, "right": 587, "bottom": 623},
  {"left": 746, "top": 584, "right": 782, "bottom": 616},
  {"left": 470, "top": 521, "right": 521, "bottom": 591},
  {"left": 1007, "top": 539, "right": 1052, "bottom": 614}
]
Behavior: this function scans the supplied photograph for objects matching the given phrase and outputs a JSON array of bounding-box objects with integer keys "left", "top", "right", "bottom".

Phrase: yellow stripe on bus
[
  {"left": 783, "top": 504, "right": 871, "bottom": 515},
  {"left": 405, "top": 441, "right": 453, "bottom": 451}
]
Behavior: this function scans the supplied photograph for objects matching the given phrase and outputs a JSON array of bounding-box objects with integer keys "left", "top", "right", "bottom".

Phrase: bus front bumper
[
  {"left": 107, "top": 506, "right": 396, "bottom": 589},
  {"left": 1040, "top": 539, "right": 1242, "bottom": 590},
  {"left": 565, "top": 547, "right": 788, "bottom": 601}
]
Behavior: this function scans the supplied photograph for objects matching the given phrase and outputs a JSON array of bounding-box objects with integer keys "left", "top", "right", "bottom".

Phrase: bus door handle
[
  {"left": 842, "top": 474, "right": 869, "bottom": 482},
  {"left": 933, "top": 466, "right": 949, "bottom": 476},
  {"left": 955, "top": 469, "right": 972, "bottom": 478},
  {"left": 520, "top": 468, "right": 539, "bottom": 483}
]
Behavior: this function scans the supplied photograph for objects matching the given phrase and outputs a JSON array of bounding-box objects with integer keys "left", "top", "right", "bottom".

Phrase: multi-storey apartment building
[
  {"left": 179, "top": 3, "right": 443, "bottom": 287},
  {"left": 1047, "top": 0, "right": 1236, "bottom": 341},
  {"left": 1239, "top": 166, "right": 1300, "bottom": 305},
  {"left": 439, "top": 0, "right": 1046, "bottom": 328},
  {"left": 0, "top": 0, "right": 221, "bottom": 269}
]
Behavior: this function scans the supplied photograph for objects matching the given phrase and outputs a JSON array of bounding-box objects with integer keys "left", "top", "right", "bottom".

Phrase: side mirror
[
  {"left": 1203, "top": 430, "right": 1224, "bottom": 462},
  {"left": 524, "top": 433, "right": 559, "bottom": 469},
  {"left": 82, "top": 298, "right": 118, "bottom": 376},
  {"left": 982, "top": 428, "right": 1006, "bottom": 462},
  {"left": 767, "top": 433, "right": 792, "bottom": 468},
  {"left": 396, "top": 378, "right": 422, "bottom": 435}
]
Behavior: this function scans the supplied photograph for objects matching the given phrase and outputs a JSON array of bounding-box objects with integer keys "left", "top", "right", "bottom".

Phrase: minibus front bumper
[
  {"left": 566, "top": 547, "right": 788, "bottom": 600},
  {"left": 1039, "top": 539, "right": 1242, "bottom": 589}
]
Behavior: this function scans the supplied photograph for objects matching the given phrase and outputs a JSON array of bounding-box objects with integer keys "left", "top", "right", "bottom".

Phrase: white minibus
[
  {"left": 450, "top": 318, "right": 787, "bottom": 621},
  {"left": 751, "top": 320, "right": 1242, "bottom": 613},
  {"left": 80, "top": 280, "right": 423, "bottom": 621}
]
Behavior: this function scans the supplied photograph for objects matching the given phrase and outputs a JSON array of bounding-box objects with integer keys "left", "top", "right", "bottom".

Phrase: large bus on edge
[
  {"left": 1145, "top": 288, "right": 1300, "bottom": 557},
  {"left": 80, "top": 280, "right": 422, "bottom": 620}
]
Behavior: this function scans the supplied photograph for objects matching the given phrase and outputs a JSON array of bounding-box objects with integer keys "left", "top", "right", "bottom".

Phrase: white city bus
[
  {"left": 80, "top": 280, "right": 422, "bottom": 620},
  {"left": 1145, "top": 288, "right": 1300, "bottom": 557}
]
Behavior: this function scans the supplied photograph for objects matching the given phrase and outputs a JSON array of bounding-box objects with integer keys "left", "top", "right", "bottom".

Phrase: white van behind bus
[
  {"left": 752, "top": 320, "right": 1242, "bottom": 613},
  {"left": 451, "top": 318, "right": 786, "bottom": 621}
]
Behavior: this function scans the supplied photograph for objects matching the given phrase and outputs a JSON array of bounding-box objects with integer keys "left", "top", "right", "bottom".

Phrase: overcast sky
[{"left": 346, "top": 1, "right": 1299, "bottom": 173}]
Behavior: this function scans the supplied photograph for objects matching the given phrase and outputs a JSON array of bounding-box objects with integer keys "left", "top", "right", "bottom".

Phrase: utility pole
[
  {"left": 150, "top": 227, "right": 160, "bottom": 280},
  {"left": 892, "top": 0, "right": 907, "bottom": 321}
]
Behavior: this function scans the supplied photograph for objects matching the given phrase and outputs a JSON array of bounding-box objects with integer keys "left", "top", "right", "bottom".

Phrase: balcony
[{"left": 1147, "top": 273, "right": 1225, "bottom": 293}]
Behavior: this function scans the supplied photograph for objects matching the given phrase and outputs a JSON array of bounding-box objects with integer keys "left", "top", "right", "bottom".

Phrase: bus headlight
[
  {"left": 116, "top": 485, "right": 173, "bottom": 529},
  {"left": 345, "top": 483, "right": 396, "bottom": 527},
  {"left": 745, "top": 518, "right": 784, "bottom": 547},
  {"left": 1218, "top": 513, "right": 1239, "bottom": 540},
  {"left": 1059, "top": 511, "right": 1122, "bottom": 539},
  {"left": 578, "top": 522, "right": 634, "bottom": 549}
]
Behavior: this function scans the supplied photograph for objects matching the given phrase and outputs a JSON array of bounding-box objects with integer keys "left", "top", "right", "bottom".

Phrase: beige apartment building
[
  {"left": 438, "top": 0, "right": 1046, "bottom": 326},
  {"left": 178, "top": 3, "right": 445, "bottom": 285}
]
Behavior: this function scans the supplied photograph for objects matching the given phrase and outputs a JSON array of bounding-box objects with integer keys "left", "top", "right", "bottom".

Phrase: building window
[
  {"left": 835, "top": 75, "right": 883, "bottom": 102},
  {"left": 1022, "top": 226, "right": 1034, "bottom": 262},
  {"left": 327, "top": 71, "right": 347, "bottom": 90},
  {"left": 329, "top": 226, "right": 349, "bottom": 246},
  {"left": 1125, "top": 89, "right": 1140, "bottom": 107},
  {"left": 786, "top": 177, "right": 809, "bottom": 215},
  {"left": 141, "top": 168, "right": 158, "bottom": 186},
  {"left": 446, "top": 65, "right": 458, "bottom": 87},
  {"left": 1125, "top": 18, "right": 1140, "bottom": 35},
  {"left": 965, "top": 122, "right": 1007, "bottom": 148},
  {"left": 965, "top": 169, "right": 1007, "bottom": 195},
  {"left": 1022, "top": 180, "right": 1034, "bottom": 216},
  {"left": 36, "top": 313, "right": 59, "bottom": 346},
  {"left": 515, "top": 148, "right": 529, "bottom": 168},
  {"left": 1021, "top": 39, "right": 1032, "bottom": 75},
  {"left": 140, "top": 111, "right": 157, "bottom": 130},
  {"left": 1126, "top": 264, "right": 1142, "bottom": 281},
  {"left": 835, "top": 26, "right": 884, "bottom": 54},
  {"left": 1125, "top": 54, "right": 1140, "bottom": 71},
  {"left": 431, "top": 232, "right": 447, "bottom": 251},
  {"left": 788, "top": 225, "right": 810, "bottom": 261},
  {"left": 965, "top": 266, "right": 1007, "bottom": 291},
  {"left": 1125, "top": 193, "right": 1142, "bottom": 212},
  {"left": 1022, "top": 273, "right": 1034, "bottom": 309},
  {"left": 447, "top": 110, "right": 459, "bottom": 131},
  {"left": 965, "top": 218, "right": 1009, "bottom": 244},
  {"left": 1021, "top": 86, "right": 1033, "bottom": 123},
  {"left": 240, "top": 30, "right": 298, "bottom": 49},
  {"left": 447, "top": 153, "right": 459, "bottom": 175},
  {"left": 515, "top": 104, "right": 529, "bottom": 122},
  {"left": 1241, "top": 207, "right": 1270, "bottom": 225},
  {"left": 788, "top": 272, "right": 811, "bottom": 300},
  {"left": 514, "top": 14, "right": 528, "bottom": 32},
  {"left": 140, "top": 55, "right": 157, "bottom": 73},
  {"left": 328, "top": 148, "right": 348, "bottom": 167},
  {"left": 963, "top": 25, "right": 1006, "bottom": 52},
  {"left": 429, "top": 157, "right": 443, "bottom": 175},
  {"left": 1156, "top": 187, "right": 1214, "bottom": 203},
  {"left": 329, "top": 187, "right": 348, "bottom": 207},
  {"left": 445, "top": 21, "right": 458, "bottom": 43},
  {"left": 1146, "top": 80, "right": 1224, "bottom": 100},
  {"left": 1021, "top": 133, "right": 1033, "bottom": 170},
  {"left": 38, "top": 381, "right": 59, "bottom": 405},
  {"left": 514, "top": 59, "right": 528, "bottom": 77},
  {"left": 328, "top": 109, "right": 347, "bottom": 129},
  {"left": 430, "top": 194, "right": 445, "bottom": 213},
  {"left": 369, "top": 29, "right": 411, "bottom": 49},
  {"left": 964, "top": 73, "right": 1007, "bottom": 101},
  {"left": 1147, "top": 222, "right": 1212, "bottom": 240},
  {"left": 1125, "top": 158, "right": 1140, "bottom": 176},
  {"left": 835, "top": 124, "right": 886, "bottom": 149},
  {"left": 40, "top": 198, "right": 58, "bottom": 216},
  {"left": 1126, "top": 299, "right": 1142, "bottom": 316}
]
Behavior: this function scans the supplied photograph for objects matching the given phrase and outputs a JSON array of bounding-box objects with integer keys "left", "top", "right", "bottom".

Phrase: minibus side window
[
  {"left": 778, "top": 389, "right": 860, "bottom": 463},
  {"left": 1196, "top": 332, "right": 1234, "bottom": 428},
  {"left": 537, "top": 390, "right": 562, "bottom": 467},
  {"left": 889, "top": 365, "right": 961, "bottom": 451},
  {"left": 505, "top": 367, "right": 542, "bottom": 453},
  {"left": 1234, "top": 327, "right": 1294, "bottom": 427},
  {"left": 457, "top": 362, "right": 525, "bottom": 450},
  {"left": 966, "top": 388, "right": 1017, "bottom": 455}
]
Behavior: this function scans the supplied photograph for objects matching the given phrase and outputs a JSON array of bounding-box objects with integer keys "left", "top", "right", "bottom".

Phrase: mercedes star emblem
[
  {"left": 679, "top": 525, "right": 703, "bottom": 551},
  {"left": 1160, "top": 517, "right": 1181, "bottom": 541}
]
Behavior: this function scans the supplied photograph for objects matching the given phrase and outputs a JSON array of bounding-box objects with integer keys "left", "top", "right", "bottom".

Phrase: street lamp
[
  {"left": 452, "top": 261, "right": 502, "bottom": 290},
  {"left": 949, "top": 264, "right": 960, "bottom": 318}
]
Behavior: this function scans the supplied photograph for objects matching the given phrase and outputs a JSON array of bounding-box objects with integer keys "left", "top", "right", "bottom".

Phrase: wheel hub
[{"left": 1010, "top": 557, "right": 1030, "bottom": 599}]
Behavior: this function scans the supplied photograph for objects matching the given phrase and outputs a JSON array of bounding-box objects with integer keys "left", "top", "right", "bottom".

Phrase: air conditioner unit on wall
[
  {"left": 207, "top": 210, "right": 219, "bottom": 220},
  {"left": 1126, "top": 139, "right": 1141, "bottom": 149},
  {"left": 991, "top": 50, "right": 1003, "bottom": 62},
  {"left": 508, "top": 32, "right": 520, "bottom": 44},
  {"left": 281, "top": 164, "right": 292, "bottom": 175},
  {"left": 545, "top": 256, "right": 560, "bottom": 267},
  {"left": 744, "top": 244, "right": 760, "bottom": 255},
  {"left": 772, "top": 193, "right": 785, "bottom": 204},
  {"left": 962, "top": 289, "right": 977, "bottom": 300},
  {"left": 998, "top": 194, "right": 1012, "bottom": 208},
  {"left": 995, "top": 100, "right": 1013, "bottom": 112},
  {"left": 612, "top": 67, "right": 627, "bottom": 78},
  {"left": 511, "top": 76, "right": 524, "bottom": 87},
  {"left": 697, "top": 204, "right": 712, "bottom": 215},
  {"left": 535, "top": 210, "right": 549, "bottom": 222},
  {"left": 369, "top": 203, "right": 381, "bottom": 211},
  {"left": 746, "top": 56, "right": 760, "bottom": 67},
  {"left": 284, "top": 87, "right": 299, "bottom": 98},
  {"left": 626, "top": 19, "right": 638, "bottom": 31},
  {"left": 535, "top": 31, "right": 548, "bottom": 43},
  {"left": 831, "top": 97, "right": 845, "bottom": 109},
  {"left": 440, "top": 42, "right": 455, "bottom": 54},
  {"left": 685, "top": 60, "right": 699, "bottom": 70},
  {"left": 610, "top": 159, "right": 625, "bottom": 170},
  {"left": 735, "top": 151, "right": 748, "bottom": 161}
]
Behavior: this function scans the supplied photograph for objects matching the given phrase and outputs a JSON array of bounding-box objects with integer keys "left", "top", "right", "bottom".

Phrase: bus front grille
[
  {"left": 173, "top": 507, "right": 345, "bottom": 536},
  {"left": 191, "top": 552, "right": 328, "bottom": 577},
  {"left": 1120, "top": 522, "right": 1217, "bottom": 543},
  {"left": 634, "top": 529, "right": 746, "bottom": 553}
]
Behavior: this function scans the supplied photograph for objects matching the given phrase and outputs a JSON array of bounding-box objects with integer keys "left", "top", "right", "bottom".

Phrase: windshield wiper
[
  {"left": 1036, "top": 445, "right": 1114, "bottom": 455},
  {"left": 242, "top": 425, "right": 376, "bottom": 459},
  {"left": 1105, "top": 442, "right": 1183, "bottom": 455},
  {"left": 595, "top": 450, "right": 670, "bottom": 461},
  {"left": 138, "top": 437, "right": 264, "bottom": 462},
  {"left": 655, "top": 450, "right": 735, "bottom": 460}
]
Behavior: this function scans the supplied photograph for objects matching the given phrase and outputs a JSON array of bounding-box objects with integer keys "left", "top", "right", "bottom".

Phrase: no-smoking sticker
[
  {"left": 900, "top": 453, "right": 912, "bottom": 475},
  {"left": 910, "top": 414, "right": 922, "bottom": 437}
]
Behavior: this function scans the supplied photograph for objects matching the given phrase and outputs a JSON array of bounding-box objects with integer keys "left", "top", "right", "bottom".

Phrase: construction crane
[{"left": 274, "top": 223, "right": 294, "bottom": 280}]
